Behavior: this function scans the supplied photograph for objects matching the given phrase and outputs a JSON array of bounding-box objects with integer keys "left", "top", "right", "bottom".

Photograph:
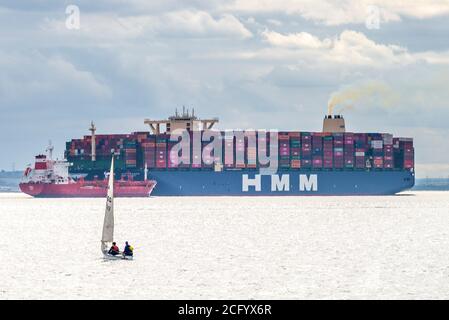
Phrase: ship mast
[
  {"left": 89, "top": 121, "right": 96, "bottom": 161},
  {"left": 46, "top": 140, "right": 54, "bottom": 160}
]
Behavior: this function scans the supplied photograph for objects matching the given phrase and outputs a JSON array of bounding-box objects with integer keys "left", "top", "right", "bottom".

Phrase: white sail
[{"left": 101, "top": 157, "right": 114, "bottom": 252}]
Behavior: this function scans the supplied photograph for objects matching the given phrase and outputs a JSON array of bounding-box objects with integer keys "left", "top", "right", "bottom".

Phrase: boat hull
[
  {"left": 144, "top": 169, "right": 414, "bottom": 196},
  {"left": 19, "top": 180, "right": 156, "bottom": 198},
  {"left": 103, "top": 253, "right": 133, "bottom": 260}
]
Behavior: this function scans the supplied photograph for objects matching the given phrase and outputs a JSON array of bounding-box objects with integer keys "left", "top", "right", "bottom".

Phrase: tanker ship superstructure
[{"left": 63, "top": 109, "right": 415, "bottom": 196}]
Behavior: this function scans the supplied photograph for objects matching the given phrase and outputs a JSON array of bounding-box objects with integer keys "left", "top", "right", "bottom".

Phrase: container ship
[
  {"left": 59, "top": 109, "right": 415, "bottom": 196},
  {"left": 19, "top": 145, "right": 157, "bottom": 198}
]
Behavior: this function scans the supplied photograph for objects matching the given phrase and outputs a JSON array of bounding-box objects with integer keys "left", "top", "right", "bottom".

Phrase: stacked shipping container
[
  {"left": 66, "top": 130, "right": 415, "bottom": 173},
  {"left": 289, "top": 132, "right": 301, "bottom": 169},
  {"left": 370, "top": 133, "right": 383, "bottom": 169},
  {"left": 258, "top": 132, "right": 268, "bottom": 169},
  {"left": 354, "top": 133, "right": 367, "bottom": 169},
  {"left": 301, "top": 133, "right": 312, "bottom": 168},
  {"left": 202, "top": 134, "right": 215, "bottom": 168},
  {"left": 224, "top": 135, "right": 234, "bottom": 169},
  {"left": 383, "top": 134, "right": 393, "bottom": 169},
  {"left": 323, "top": 135, "right": 333, "bottom": 169},
  {"left": 344, "top": 133, "right": 354, "bottom": 168},
  {"left": 124, "top": 141, "right": 137, "bottom": 168},
  {"left": 333, "top": 133, "right": 344, "bottom": 169},
  {"left": 279, "top": 133, "right": 290, "bottom": 169},
  {"left": 398, "top": 138, "right": 414, "bottom": 169},
  {"left": 141, "top": 136, "right": 156, "bottom": 168},
  {"left": 156, "top": 135, "right": 167, "bottom": 169},
  {"left": 312, "top": 133, "right": 323, "bottom": 169}
]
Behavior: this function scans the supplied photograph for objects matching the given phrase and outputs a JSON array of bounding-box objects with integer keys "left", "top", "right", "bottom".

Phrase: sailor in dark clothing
[
  {"left": 123, "top": 241, "right": 133, "bottom": 256},
  {"left": 108, "top": 242, "right": 120, "bottom": 256}
]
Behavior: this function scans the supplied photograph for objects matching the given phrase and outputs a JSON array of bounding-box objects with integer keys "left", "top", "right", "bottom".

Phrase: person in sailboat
[
  {"left": 123, "top": 241, "right": 133, "bottom": 257},
  {"left": 108, "top": 242, "right": 120, "bottom": 256}
]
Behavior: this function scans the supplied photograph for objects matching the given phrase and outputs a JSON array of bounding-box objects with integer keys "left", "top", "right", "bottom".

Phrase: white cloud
[
  {"left": 260, "top": 29, "right": 449, "bottom": 68},
  {"left": 261, "top": 30, "right": 331, "bottom": 49},
  {"left": 42, "top": 10, "right": 252, "bottom": 40},
  {"left": 392, "top": 0, "right": 449, "bottom": 19},
  {"left": 329, "top": 30, "right": 411, "bottom": 65},
  {"left": 222, "top": 0, "right": 449, "bottom": 25},
  {"left": 156, "top": 10, "right": 252, "bottom": 38}
]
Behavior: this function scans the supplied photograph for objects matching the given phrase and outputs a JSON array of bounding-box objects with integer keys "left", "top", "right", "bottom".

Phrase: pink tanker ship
[{"left": 19, "top": 153, "right": 156, "bottom": 198}]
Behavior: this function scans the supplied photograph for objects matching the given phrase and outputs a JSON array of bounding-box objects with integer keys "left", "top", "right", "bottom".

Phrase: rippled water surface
[{"left": 1, "top": 191, "right": 449, "bottom": 299}]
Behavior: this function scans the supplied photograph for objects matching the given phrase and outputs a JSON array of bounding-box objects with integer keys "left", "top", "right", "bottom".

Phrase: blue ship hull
[{"left": 145, "top": 169, "right": 415, "bottom": 196}]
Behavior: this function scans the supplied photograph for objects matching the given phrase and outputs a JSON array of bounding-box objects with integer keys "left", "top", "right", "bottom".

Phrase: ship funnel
[{"left": 323, "top": 114, "right": 345, "bottom": 133}]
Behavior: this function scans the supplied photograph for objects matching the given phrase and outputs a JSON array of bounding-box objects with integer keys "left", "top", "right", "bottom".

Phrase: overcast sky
[{"left": 1, "top": 1, "right": 448, "bottom": 177}]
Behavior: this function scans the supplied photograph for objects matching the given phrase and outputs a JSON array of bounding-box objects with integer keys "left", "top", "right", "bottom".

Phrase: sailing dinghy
[{"left": 101, "top": 157, "right": 133, "bottom": 260}]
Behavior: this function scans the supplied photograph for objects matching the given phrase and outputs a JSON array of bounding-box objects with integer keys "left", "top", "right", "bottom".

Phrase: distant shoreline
[{"left": 1, "top": 171, "right": 448, "bottom": 192}]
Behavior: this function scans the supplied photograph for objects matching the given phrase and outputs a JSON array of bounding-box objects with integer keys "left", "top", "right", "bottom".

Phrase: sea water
[{"left": 1, "top": 191, "right": 449, "bottom": 299}]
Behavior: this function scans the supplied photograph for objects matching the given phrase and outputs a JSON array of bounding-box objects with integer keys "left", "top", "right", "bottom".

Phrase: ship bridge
[{"left": 144, "top": 107, "right": 218, "bottom": 134}]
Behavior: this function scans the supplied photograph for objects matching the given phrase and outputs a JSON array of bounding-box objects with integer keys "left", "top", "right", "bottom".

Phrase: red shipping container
[
  {"left": 404, "top": 160, "right": 414, "bottom": 169},
  {"left": 373, "top": 156, "right": 383, "bottom": 168},
  {"left": 384, "top": 161, "right": 393, "bottom": 169},
  {"left": 312, "top": 157, "right": 322, "bottom": 168},
  {"left": 291, "top": 159, "right": 301, "bottom": 168},
  {"left": 323, "top": 159, "right": 333, "bottom": 168},
  {"left": 156, "top": 161, "right": 166, "bottom": 168}
]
